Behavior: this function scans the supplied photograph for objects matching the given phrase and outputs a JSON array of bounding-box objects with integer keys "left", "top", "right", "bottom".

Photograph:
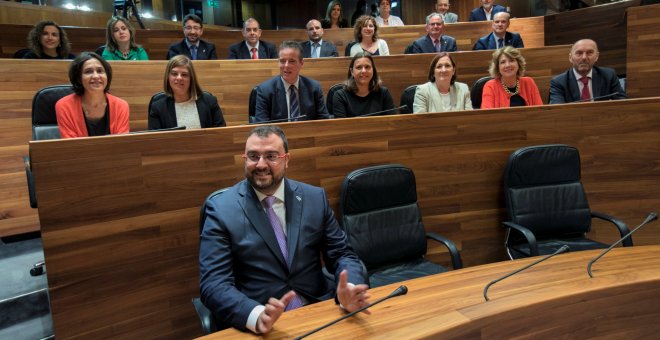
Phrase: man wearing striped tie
[
  {"left": 200, "top": 125, "right": 370, "bottom": 334},
  {"left": 473, "top": 12, "right": 524, "bottom": 50},
  {"left": 254, "top": 41, "right": 331, "bottom": 123}
]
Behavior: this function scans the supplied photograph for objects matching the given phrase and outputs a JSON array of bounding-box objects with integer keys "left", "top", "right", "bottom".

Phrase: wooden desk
[{"left": 208, "top": 245, "right": 660, "bottom": 339}]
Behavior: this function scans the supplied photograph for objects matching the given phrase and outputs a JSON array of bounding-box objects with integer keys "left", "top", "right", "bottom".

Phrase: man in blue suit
[
  {"left": 473, "top": 12, "right": 524, "bottom": 50},
  {"left": 228, "top": 18, "right": 277, "bottom": 59},
  {"left": 200, "top": 125, "right": 370, "bottom": 334},
  {"left": 407, "top": 13, "right": 457, "bottom": 54},
  {"left": 254, "top": 41, "right": 330, "bottom": 122},
  {"left": 469, "top": 0, "right": 506, "bottom": 21},
  {"left": 166, "top": 14, "right": 218, "bottom": 60},
  {"left": 301, "top": 19, "right": 339, "bottom": 58},
  {"left": 549, "top": 39, "right": 627, "bottom": 104}
]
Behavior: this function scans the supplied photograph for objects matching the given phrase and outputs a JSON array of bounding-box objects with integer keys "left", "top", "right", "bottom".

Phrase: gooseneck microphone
[
  {"left": 360, "top": 105, "right": 408, "bottom": 117},
  {"left": 572, "top": 92, "right": 620, "bottom": 103},
  {"left": 294, "top": 285, "right": 408, "bottom": 340},
  {"left": 251, "top": 115, "right": 308, "bottom": 124},
  {"left": 483, "top": 245, "right": 569, "bottom": 301},
  {"left": 587, "top": 212, "right": 657, "bottom": 278}
]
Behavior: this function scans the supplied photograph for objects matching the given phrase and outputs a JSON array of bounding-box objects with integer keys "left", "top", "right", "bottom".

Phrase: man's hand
[
  {"left": 255, "top": 290, "right": 297, "bottom": 334},
  {"left": 336, "top": 269, "right": 371, "bottom": 314}
]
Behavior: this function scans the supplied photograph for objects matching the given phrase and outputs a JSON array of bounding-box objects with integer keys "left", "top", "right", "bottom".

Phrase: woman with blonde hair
[
  {"left": 102, "top": 16, "right": 148, "bottom": 60},
  {"left": 481, "top": 47, "right": 542, "bottom": 108},
  {"left": 148, "top": 55, "right": 225, "bottom": 129}
]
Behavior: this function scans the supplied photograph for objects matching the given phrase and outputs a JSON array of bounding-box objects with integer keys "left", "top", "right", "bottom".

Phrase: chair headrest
[
  {"left": 32, "top": 85, "right": 74, "bottom": 125},
  {"left": 341, "top": 164, "right": 417, "bottom": 215},
  {"left": 505, "top": 144, "right": 581, "bottom": 187}
]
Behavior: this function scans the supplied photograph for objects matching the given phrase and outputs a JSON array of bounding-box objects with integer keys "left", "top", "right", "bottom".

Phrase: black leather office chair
[
  {"left": 399, "top": 85, "right": 417, "bottom": 114},
  {"left": 470, "top": 76, "right": 492, "bottom": 109},
  {"left": 503, "top": 144, "right": 632, "bottom": 259},
  {"left": 13, "top": 48, "right": 31, "bottom": 58},
  {"left": 326, "top": 83, "right": 343, "bottom": 118},
  {"left": 95, "top": 45, "right": 105, "bottom": 56},
  {"left": 248, "top": 86, "right": 258, "bottom": 123},
  {"left": 340, "top": 164, "right": 462, "bottom": 288}
]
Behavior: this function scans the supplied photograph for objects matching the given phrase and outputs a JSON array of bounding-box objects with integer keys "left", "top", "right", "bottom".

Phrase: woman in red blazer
[
  {"left": 55, "top": 52, "right": 129, "bottom": 138},
  {"left": 481, "top": 46, "right": 543, "bottom": 109}
]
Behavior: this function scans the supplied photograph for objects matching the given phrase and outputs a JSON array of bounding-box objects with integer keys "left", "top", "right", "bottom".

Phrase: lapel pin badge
[{"left": 296, "top": 195, "right": 302, "bottom": 201}]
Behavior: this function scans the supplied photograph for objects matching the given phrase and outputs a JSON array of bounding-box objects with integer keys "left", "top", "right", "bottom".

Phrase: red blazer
[
  {"left": 481, "top": 76, "right": 543, "bottom": 109},
  {"left": 55, "top": 93, "right": 130, "bottom": 138}
]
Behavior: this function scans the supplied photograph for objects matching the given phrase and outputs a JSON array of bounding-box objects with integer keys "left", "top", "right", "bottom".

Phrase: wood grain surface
[{"left": 625, "top": 3, "right": 660, "bottom": 99}]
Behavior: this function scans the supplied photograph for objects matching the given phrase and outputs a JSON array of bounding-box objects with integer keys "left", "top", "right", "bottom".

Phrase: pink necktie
[{"left": 251, "top": 47, "right": 258, "bottom": 60}]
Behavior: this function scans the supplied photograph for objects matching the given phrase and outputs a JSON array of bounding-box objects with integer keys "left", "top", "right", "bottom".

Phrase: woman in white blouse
[
  {"left": 413, "top": 52, "right": 472, "bottom": 113},
  {"left": 345, "top": 15, "right": 390, "bottom": 57}
]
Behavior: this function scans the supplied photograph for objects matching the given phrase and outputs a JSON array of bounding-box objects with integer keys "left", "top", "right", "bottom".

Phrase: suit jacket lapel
[
  {"left": 488, "top": 33, "right": 497, "bottom": 49},
  {"left": 238, "top": 181, "right": 288, "bottom": 268},
  {"left": 284, "top": 179, "right": 302, "bottom": 268},
  {"left": 303, "top": 42, "right": 311, "bottom": 58},
  {"left": 567, "top": 70, "right": 581, "bottom": 102},
  {"left": 276, "top": 80, "right": 288, "bottom": 119},
  {"left": 591, "top": 67, "right": 603, "bottom": 97}
]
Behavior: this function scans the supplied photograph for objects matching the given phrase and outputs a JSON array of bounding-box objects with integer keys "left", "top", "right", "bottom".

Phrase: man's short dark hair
[
  {"left": 248, "top": 125, "right": 289, "bottom": 152},
  {"left": 183, "top": 14, "right": 203, "bottom": 27},
  {"left": 279, "top": 41, "right": 304, "bottom": 61},
  {"left": 68, "top": 52, "right": 113, "bottom": 96}
]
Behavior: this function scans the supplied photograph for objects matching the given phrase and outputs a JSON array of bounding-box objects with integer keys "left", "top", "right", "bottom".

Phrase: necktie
[
  {"left": 262, "top": 196, "right": 303, "bottom": 311},
  {"left": 312, "top": 43, "right": 320, "bottom": 58},
  {"left": 580, "top": 76, "right": 591, "bottom": 101},
  {"left": 497, "top": 38, "right": 504, "bottom": 49},
  {"left": 434, "top": 39, "right": 442, "bottom": 52},
  {"left": 190, "top": 45, "right": 197, "bottom": 60},
  {"left": 289, "top": 85, "right": 301, "bottom": 121},
  {"left": 251, "top": 47, "right": 258, "bottom": 60}
]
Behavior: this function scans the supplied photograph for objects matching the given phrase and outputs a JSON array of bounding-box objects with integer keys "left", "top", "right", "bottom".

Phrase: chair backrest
[
  {"left": 470, "top": 76, "right": 492, "bottom": 109},
  {"left": 248, "top": 86, "right": 258, "bottom": 123},
  {"left": 504, "top": 144, "right": 592, "bottom": 239},
  {"left": 95, "top": 45, "right": 106, "bottom": 56},
  {"left": 399, "top": 85, "right": 417, "bottom": 114},
  {"left": 31, "top": 85, "right": 74, "bottom": 140},
  {"left": 199, "top": 188, "right": 230, "bottom": 235},
  {"left": 404, "top": 44, "right": 414, "bottom": 54},
  {"left": 326, "top": 83, "right": 343, "bottom": 118},
  {"left": 13, "top": 48, "right": 31, "bottom": 59},
  {"left": 340, "top": 164, "right": 427, "bottom": 270}
]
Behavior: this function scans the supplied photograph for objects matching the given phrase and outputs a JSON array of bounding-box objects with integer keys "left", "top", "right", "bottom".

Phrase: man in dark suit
[
  {"left": 166, "top": 14, "right": 218, "bottom": 60},
  {"left": 469, "top": 0, "right": 506, "bottom": 21},
  {"left": 228, "top": 18, "right": 277, "bottom": 60},
  {"left": 549, "top": 39, "right": 627, "bottom": 104},
  {"left": 199, "top": 125, "right": 370, "bottom": 334},
  {"left": 301, "top": 19, "right": 338, "bottom": 58},
  {"left": 436, "top": 0, "right": 458, "bottom": 23},
  {"left": 407, "top": 13, "right": 457, "bottom": 54},
  {"left": 473, "top": 12, "right": 524, "bottom": 50},
  {"left": 254, "top": 41, "right": 330, "bottom": 122}
]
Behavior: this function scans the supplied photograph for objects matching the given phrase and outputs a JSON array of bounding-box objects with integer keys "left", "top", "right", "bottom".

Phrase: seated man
[
  {"left": 435, "top": 0, "right": 458, "bottom": 23},
  {"left": 407, "top": 13, "right": 457, "bottom": 54},
  {"left": 301, "top": 19, "right": 339, "bottom": 58},
  {"left": 200, "top": 125, "right": 370, "bottom": 334},
  {"left": 229, "top": 18, "right": 277, "bottom": 59},
  {"left": 166, "top": 14, "right": 217, "bottom": 60},
  {"left": 473, "top": 12, "right": 524, "bottom": 50},
  {"left": 254, "top": 41, "right": 330, "bottom": 122},
  {"left": 469, "top": 0, "right": 506, "bottom": 21},
  {"left": 549, "top": 39, "right": 627, "bottom": 104}
]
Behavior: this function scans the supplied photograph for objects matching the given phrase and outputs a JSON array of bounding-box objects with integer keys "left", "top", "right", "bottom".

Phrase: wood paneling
[
  {"left": 33, "top": 97, "right": 660, "bottom": 338},
  {"left": 544, "top": 0, "right": 641, "bottom": 75},
  {"left": 211, "top": 246, "right": 660, "bottom": 339},
  {"left": 625, "top": 3, "right": 660, "bottom": 98},
  {"left": 0, "top": 16, "right": 544, "bottom": 59}
]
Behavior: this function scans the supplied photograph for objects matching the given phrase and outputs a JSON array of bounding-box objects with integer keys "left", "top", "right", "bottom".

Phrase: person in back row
[
  {"left": 469, "top": 0, "right": 506, "bottom": 21},
  {"left": 148, "top": 55, "right": 226, "bottom": 130},
  {"left": 321, "top": 0, "right": 349, "bottom": 29},
  {"left": 549, "top": 39, "right": 627, "bottom": 104},
  {"left": 408, "top": 13, "right": 457, "bottom": 54},
  {"left": 346, "top": 15, "right": 390, "bottom": 56},
  {"left": 473, "top": 12, "right": 524, "bottom": 50},
  {"left": 301, "top": 19, "right": 339, "bottom": 58},
  {"left": 375, "top": 0, "right": 404, "bottom": 26},
  {"left": 229, "top": 18, "right": 277, "bottom": 60},
  {"left": 167, "top": 14, "right": 218, "bottom": 60},
  {"left": 254, "top": 41, "right": 330, "bottom": 122},
  {"left": 435, "top": 0, "right": 458, "bottom": 23},
  {"left": 23, "top": 20, "right": 75, "bottom": 59},
  {"left": 101, "top": 16, "right": 148, "bottom": 61}
]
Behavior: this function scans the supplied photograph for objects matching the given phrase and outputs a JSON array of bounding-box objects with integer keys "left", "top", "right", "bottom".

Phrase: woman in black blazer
[{"left": 148, "top": 55, "right": 225, "bottom": 130}]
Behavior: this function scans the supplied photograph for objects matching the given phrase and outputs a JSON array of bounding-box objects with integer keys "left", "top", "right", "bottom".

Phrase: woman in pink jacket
[{"left": 481, "top": 46, "right": 543, "bottom": 108}]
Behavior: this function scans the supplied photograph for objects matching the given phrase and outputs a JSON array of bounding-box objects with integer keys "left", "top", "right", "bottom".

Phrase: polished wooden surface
[
  {"left": 0, "top": 45, "right": 571, "bottom": 237},
  {"left": 208, "top": 245, "right": 660, "bottom": 339},
  {"left": 33, "top": 97, "right": 660, "bottom": 338},
  {"left": 625, "top": 3, "right": 660, "bottom": 99}
]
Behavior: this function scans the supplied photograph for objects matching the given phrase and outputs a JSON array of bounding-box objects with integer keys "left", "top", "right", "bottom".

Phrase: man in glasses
[
  {"left": 407, "top": 12, "right": 457, "bottom": 54},
  {"left": 199, "top": 125, "right": 370, "bottom": 334},
  {"left": 166, "top": 14, "right": 218, "bottom": 60}
]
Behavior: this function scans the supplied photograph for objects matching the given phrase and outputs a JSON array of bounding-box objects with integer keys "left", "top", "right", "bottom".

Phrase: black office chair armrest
[
  {"left": 192, "top": 298, "right": 218, "bottom": 334},
  {"left": 24, "top": 156, "right": 38, "bottom": 208},
  {"left": 426, "top": 232, "right": 463, "bottom": 269},
  {"left": 591, "top": 211, "right": 632, "bottom": 247},
  {"left": 502, "top": 221, "right": 539, "bottom": 256}
]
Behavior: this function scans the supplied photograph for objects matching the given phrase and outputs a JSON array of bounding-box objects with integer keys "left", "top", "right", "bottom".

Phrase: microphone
[
  {"left": 360, "top": 105, "right": 407, "bottom": 117},
  {"left": 294, "top": 285, "right": 408, "bottom": 340},
  {"left": 251, "top": 115, "right": 308, "bottom": 124},
  {"left": 130, "top": 126, "right": 186, "bottom": 134},
  {"left": 572, "top": 92, "right": 620, "bottom": 103},
  {"left": 587, "top": 212, "right": 657, "bottom": 278},
  {"left": 483, "top": 245, "right": 569, "bottom": 301}
]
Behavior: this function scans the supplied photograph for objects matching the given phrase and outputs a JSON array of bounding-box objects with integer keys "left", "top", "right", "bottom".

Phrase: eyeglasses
[
  {"left": 184, "top": 26, "right": 202, "bottom": 31},
  {"left": 243, "top": 152, "right": 287, "bottom": 163}
]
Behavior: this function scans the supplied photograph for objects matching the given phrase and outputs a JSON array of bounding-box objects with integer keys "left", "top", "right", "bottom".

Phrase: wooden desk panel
[
  {"left": 210, "top": 246, "right": 660, "bottom": 339},
  {"left": 32, "top": 98, "right": 660, "bottom": 338},
  {"left": 626, "top": 3, "right": 660, "bottom": 99}
]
